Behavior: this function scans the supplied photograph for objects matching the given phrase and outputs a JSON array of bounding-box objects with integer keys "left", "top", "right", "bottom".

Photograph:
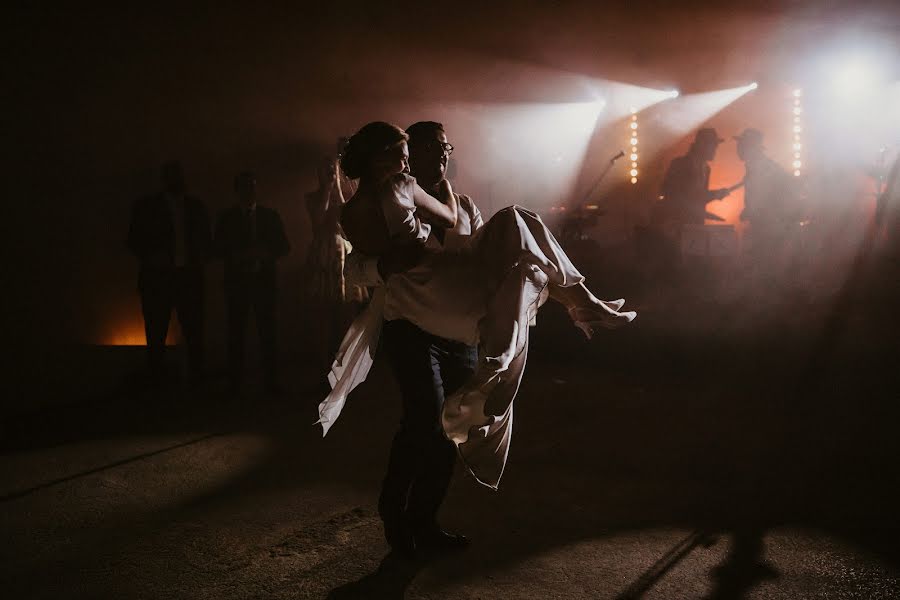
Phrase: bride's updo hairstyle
[{"left": 340, "top": 121, "right": 408, "bottom": 180}]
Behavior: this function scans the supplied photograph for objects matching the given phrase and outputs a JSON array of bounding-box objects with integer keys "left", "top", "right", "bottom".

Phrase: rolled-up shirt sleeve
[
  {"left": 381, "top": 173, "right": 432, "bottom": 244},
  {"left": 464, "top": 195, "right": 484, "bottom": 231}
]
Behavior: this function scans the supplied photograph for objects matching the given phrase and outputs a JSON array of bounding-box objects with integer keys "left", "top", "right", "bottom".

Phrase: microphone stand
[
  {"left": 579, "top": 151, "right": 626, "bottom": 207},
  {"left": 559, "top": 152, "right": 625, "bottom": 243}
]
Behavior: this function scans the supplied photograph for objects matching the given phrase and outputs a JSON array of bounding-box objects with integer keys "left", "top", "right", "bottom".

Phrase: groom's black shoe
[
  {"left": 383, "top": 520, "right": 417, "bottom": 559},
  {"left": 414, "top": 528, "right": 470, "bottom": 555}
]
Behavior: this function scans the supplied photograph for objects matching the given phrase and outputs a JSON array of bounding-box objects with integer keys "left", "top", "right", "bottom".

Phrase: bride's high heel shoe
[
  {"left": 568, "top": 301, "right": 637, "bottom": 340},
  {"left": 604, "top": 298, "right": 626, "bottom": 312}
]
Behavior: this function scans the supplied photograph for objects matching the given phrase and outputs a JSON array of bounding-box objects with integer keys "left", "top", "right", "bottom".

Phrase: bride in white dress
[{"left": 318, "top": 121, "right": 636, "bottom": 488}]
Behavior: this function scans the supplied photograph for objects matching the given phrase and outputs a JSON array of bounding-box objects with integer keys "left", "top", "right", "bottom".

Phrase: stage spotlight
[
  {"left": 601, "top": 82, "right": 686, "bottom": 116},
  {"left": 655, "top": 84, "right": 761, "bottom": 142},
  {"left": 748, "top": 82, "right": 759, "bottom": 90}
]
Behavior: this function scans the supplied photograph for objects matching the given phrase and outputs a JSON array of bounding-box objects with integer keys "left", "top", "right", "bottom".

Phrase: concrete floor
[{"left": 2, "top": 285, "right": 899, "bottom": 599}]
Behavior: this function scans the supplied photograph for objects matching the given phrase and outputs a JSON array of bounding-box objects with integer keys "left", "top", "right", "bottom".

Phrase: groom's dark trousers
[{"left": 379, "top": 318, "right": 477, "bottom": 533}]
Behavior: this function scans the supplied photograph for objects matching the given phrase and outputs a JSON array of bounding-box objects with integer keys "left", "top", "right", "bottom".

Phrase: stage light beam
[
  {"left": 656, "top": 84, "right": 760, "bottom": 140},
  {"left": 831, "top": 56, "right": 886, "bottom": 101}
]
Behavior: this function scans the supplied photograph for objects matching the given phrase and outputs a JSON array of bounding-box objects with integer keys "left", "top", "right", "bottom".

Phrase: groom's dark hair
[{"left": 405, "top": 121, "right": 445, "bottom": 144}]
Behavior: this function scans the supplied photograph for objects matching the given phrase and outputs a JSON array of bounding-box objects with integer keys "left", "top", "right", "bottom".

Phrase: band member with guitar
[
  {"left": 656, "top": 128, "right": 733, "bottom": 227},
  {"left": 735, "top": 128, "right": 797, "bottom": 229}
]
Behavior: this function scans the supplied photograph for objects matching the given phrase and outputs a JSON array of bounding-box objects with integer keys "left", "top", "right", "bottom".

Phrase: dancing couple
[{"left": 317, "top": 120, "right": 636, "bottom": 557}]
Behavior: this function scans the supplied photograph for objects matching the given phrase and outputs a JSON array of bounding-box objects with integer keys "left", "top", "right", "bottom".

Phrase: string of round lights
[
  {"left": 629, "top": 107, "right": 639, "bottom": 184},
  {"left": 792, "top": 88, "right": 803, "bottom": 176}
]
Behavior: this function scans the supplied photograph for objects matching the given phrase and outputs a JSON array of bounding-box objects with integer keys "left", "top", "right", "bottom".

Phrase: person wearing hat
[
  {"left": 659, "top": 127, "right": 732, "bottom": 227},
  {"left": 735, "top": 128, "right": 794, "bottom": 229},
  {"left": 735, "top": 128, "right": 802, "bottom": 286}
]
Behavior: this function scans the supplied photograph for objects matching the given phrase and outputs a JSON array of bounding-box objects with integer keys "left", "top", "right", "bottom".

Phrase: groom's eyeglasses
[{"left": 421, "top": 141, "right": 454, "bottom": 155}]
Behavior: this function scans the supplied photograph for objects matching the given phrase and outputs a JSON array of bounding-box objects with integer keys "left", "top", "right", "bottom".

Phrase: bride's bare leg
[
  {"left": 548, "top": 281, "right": 594, "bottom": 307},
  {"left": 549, "top": 281, "right": 625, "bottom": 311},
  {"left": 549, "top": 282, "right": 634, "bottom": 337},
  {"left": 479, "top": 206, "right": 634, "bottom": 338}
]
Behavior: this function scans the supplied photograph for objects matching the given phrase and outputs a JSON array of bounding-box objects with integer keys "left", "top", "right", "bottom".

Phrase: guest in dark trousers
[
  {"left": 127, "top": 160, "right": 211, "bottom": 384},
  {"left": 214, "top": 171, "right": 290, "bottom": 394}
]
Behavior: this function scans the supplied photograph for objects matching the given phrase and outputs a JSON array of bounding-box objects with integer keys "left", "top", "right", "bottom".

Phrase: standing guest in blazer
[
  {"left": 214, "top": 171, "right": 290, "bottom": 394},
  {"left": 127, "top": 160, "right": 211, "bottom": 385}
]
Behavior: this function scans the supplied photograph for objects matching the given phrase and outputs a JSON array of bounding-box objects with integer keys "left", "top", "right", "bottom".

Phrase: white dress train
[{"left": 318, "top": 175, "right": 634, "bottom": 489}]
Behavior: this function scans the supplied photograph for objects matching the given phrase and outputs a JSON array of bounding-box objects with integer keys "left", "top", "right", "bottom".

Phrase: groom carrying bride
[
  {"left": 343, "top": 121, "right": 482, "bottom": 558},
  {"left": 328, "top": 117, "right": 635, "bottom": 559}
]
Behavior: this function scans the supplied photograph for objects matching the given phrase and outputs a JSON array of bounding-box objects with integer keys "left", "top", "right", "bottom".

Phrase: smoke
[{"left": 655, "top": 86, "right": 759, "bottom": 142}]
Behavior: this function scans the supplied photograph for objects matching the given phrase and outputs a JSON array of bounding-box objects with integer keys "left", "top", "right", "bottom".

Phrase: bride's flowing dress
[{"left": 318, "top": 174, "right": 635, "bottom": 488}]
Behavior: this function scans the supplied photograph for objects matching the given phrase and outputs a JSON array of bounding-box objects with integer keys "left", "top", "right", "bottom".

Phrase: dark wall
[{"left": 6, "top": 2, "right": 899, "bottom": 349}]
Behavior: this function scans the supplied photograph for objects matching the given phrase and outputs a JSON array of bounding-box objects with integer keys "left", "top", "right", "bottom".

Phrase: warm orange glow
[
  {"left": 102, "top": 317, "right": 179, "bottom": 346},
  {"left": 707, "top": 159, "right": 746, "bottom": 235}
]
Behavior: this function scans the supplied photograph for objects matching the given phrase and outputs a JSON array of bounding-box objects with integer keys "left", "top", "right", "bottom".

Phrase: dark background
[
  {"left": 4, "top": 0, "right": 899, "bottom": 377},
  {"left": 2, "top": 4, "right": 900, "bottom": 597}
]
